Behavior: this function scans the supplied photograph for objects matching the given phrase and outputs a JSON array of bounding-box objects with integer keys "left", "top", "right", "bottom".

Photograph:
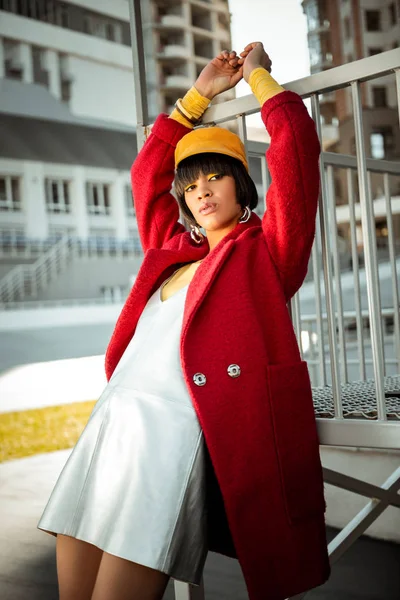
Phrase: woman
[{"left": 38, "top": 42, "right": 330, "bottom": 600}]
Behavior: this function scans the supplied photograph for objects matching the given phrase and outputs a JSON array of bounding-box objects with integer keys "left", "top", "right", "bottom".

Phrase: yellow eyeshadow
[{"left": 184, "top": 173, "right": 220, "bottom": 192}]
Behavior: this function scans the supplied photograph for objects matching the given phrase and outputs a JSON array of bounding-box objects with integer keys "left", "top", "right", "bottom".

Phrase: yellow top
[{"left": 169, "top": 68, "right": 285, "bottom": 128}]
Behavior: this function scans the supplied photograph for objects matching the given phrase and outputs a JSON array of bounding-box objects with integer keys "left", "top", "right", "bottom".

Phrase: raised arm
[
  {"left": 261, "top": 92, "right": 320, "bottom": 299},
  {"left": 131, "top": 116, "right": 189, "bottom": 252},
  {"left": 242, "top": 43, "right": 321, "bottom": 299},
  {"left": 132, "top": 49, "right": 246, "bottom": 252}
]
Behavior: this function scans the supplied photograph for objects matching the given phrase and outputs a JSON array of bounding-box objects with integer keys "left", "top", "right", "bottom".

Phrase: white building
[
  {"left": 0, "top": 0, "right": 138, "bottom": 247},
  {"left": 0, "top": 0, "right": 233, "bottom": 246},
  {"left": 0, "top": 0, "right": 234, "bottom": 301}
]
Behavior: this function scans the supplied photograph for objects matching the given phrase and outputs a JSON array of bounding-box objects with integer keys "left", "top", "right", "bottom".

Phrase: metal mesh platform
[{"left": 312, "top": 375, "right": 400, "bottom": 420}]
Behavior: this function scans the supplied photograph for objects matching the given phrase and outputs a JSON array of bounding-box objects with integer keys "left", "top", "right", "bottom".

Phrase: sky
[
  {"left": 228, "top": 0, "right": 311, "bottom": 127},
  {"left": 229, "top": 0, "right": 310, "bottom": 90}
]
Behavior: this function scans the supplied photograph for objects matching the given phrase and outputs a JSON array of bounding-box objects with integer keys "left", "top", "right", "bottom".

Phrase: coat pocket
[{"left": 266, "top": 361, "right": 325, "bottom": 524}]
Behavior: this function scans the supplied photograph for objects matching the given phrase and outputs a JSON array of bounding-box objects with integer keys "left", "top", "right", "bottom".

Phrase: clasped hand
[{"left": 195, "top": 42, "right": 272, "bottom": 100}]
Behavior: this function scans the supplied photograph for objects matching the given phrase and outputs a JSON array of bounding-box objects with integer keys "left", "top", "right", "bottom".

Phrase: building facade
[
  {"left": 140, "top": 0, "right": 233, "bottom": 121},
  {"left": 0, "top": 0, "right": 236, "bottom": 301},
  {"left": 0, "top": 0, "right": 233, "bottom": 248},
  {"left": 302, "top": 0, "right": 400, "bottom": 248}
]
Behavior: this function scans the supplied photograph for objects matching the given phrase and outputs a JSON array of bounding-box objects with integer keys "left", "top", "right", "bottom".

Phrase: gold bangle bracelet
[{"left": 175, "top": 99, "right": 201, "bottom": 125}]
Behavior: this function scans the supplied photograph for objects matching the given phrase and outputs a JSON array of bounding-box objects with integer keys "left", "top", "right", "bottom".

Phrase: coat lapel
[
  {"left": 182, "top": 239, "right": 235, "bottom": 336},
  {"left": 106, "top": 214, "right": 261, "bottom": 379}
]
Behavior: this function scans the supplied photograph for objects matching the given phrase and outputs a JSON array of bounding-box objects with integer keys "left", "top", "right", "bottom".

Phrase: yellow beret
[{"left": 175, "top": 126, "right": 249, "bottom": 172}]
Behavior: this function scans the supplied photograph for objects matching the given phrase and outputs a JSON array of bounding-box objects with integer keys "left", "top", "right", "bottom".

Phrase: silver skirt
[{"left": 37, "top": 383, "right": 208, "bottom": 585}]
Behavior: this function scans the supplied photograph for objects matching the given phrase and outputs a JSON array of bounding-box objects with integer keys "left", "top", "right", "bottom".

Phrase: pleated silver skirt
[{"left": 38, "top": 284, "right": 208, "bottom": 585}]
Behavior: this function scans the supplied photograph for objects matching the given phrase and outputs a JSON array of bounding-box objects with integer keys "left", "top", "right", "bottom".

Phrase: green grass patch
[{"left": 0, "top": 401, "right": 96, "bottom": 463}]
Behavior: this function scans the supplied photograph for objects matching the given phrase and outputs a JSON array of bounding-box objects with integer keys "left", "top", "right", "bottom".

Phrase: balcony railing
[{"left": 126, "top": 8, "right": 400, "bottom": 594}]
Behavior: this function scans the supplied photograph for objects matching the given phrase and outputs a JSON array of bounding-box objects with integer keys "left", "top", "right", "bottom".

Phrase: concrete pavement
[
  {"left": 1, "top": 324, "right": 400, "bottom": 598},
  {"left": 0, "top": 324, "right": 112, "bottom": 413},
  {"left": 1, "top": 450, "right": 400, "bottom": 600}
]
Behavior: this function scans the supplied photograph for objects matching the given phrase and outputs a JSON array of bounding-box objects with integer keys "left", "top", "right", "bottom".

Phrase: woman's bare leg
[
  {"left": 56, "top": 534, "right": 103, "bottom": 600},
  {"left": 91, "top": 552, "right": 170, "bottom": 600}
]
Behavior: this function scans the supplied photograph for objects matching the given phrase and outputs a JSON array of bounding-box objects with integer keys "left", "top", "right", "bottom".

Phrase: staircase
[{"left": 0, "top": 236, "right": 143, "bottom": 304}]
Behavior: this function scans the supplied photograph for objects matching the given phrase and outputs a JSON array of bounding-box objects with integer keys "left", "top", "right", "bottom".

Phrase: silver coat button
[
  {"left": 227, "top": 364, "right": 241, "bottom": 378},
  {"left": 193, "top": 373, "right": 207, "bottom": 386}
]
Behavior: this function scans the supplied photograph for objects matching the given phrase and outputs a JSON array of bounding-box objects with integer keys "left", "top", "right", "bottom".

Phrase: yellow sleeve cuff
[
  {"left": 169, "top": 86, "right": 210, "bottom": 129},
  {"left": 249, "top": 68, "right": 285, "bottom": 106}
]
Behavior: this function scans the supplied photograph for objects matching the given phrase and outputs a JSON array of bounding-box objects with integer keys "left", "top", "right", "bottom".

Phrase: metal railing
[
  {"left": 0, "top": 235, "right": 143, "bottom": 303},
  {"left": 194, "top": 50, "right": 400, "bottom": 433},
  {"left": 128, "top": 7, "right": 400, "bottom": 595}
]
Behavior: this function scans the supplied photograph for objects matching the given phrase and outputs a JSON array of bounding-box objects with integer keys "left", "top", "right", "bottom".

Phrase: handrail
[
  {"left": 0, "top": 235, "right": 143, "bottom": 303},
  {"left": 200, "top": 48, "right": 400, "bottom": 124}
]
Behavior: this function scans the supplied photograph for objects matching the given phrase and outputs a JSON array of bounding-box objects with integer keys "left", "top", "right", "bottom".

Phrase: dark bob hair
[{"left": 174, "top": 152, "right": 259, "bottom": 226}]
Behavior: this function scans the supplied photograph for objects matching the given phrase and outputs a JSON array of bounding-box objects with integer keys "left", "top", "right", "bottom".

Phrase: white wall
[
  {"left": 0, "top": 158, "right": 132, "bottom": 240},
  {"left": 0, "top": 12, "right": 136, "bottom": 126},
  {"left": 0, "top": 13, "right": 132, "bottom": 69},
  {"left": 68, "top": 56, "right": 136, "bottom": 125}
]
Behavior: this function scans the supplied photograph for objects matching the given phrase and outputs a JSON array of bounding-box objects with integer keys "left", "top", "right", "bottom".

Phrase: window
[
  {"left": 389, "top": 3, "right": 396, "bottom": 25},
  {"left": 343, "top": 17, "right": 351, "bottom": 40},
  {"left": 370, "top": 133, "right": 385, "bottom": 159},
  {"left": 45, "top": 178, "right": 70, "bottom": 213},
  {"left": 0, "top": 176, "right": 21, "bottom": 212},
  {"left": 369, "top": 47, "right": 383, "bottom": 56},
  {"left": 83, "top": 13, "right": 122, "bottom": 43},
  {"left": 372, "top": 86, "right": 387, "bottom": 108},
  {"left": 32, "top": 46, "right": 49, "bottom": 87},
  {"left": 86, "top": 182, "right": 111, "bottom": 215},
  {"left": 370, "top": 127, "right": 394, "bottom": 159},
  {"left": 124, "top": 185, "right": 135, "bottom": 217},
  {"left": 365, "top": 10, "right": 381, "bottom": 31},
  {"left": 3, "top": 39, "right": 23, "bottom": 80},
  {"left": 0, "top": 1, "right": 128, "bottom": 45}
]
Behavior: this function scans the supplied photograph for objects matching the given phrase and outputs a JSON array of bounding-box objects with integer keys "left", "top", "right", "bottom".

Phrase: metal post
[
  {"left": 396, "top": 69, "right": 400, "bottom": 126},
  {"left": 174, "top": 578, "right": 205, "bottom": 600},
  {"left": 128, "top": 0, "right": 149, "bottom": 151},
  {"left": 260, "top": 157, "right": 270, "bottom": 212},
  {"left": 311, "top": 218, "right": 327, "bottom": 385},
  {"left": 290, "top": 293, "right": 303, "bottom": 358},
  {"left": 311, "top": 94, "right": 342, "bottom": 415},
  {"left": 237, "top": 114, "right": 249, "bottom": 165},
  {"left": 327, "top": 165, "right": 348, "bottom": 382},
  {"left": 351, "top": 81, "right": 386, "bottom": 420},
  {"left": 383, "top": 173, "right": 400, "bottom": 366},
  {"left": 347, "top": 169, "right": 366, "bottom": 380}
]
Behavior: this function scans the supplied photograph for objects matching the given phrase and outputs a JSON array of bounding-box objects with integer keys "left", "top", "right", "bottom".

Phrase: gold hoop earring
[
  {"left": 239, "top": 206, "right": 251, "bottom": 223},
  {"left": 190, "top": 224, "right": 205, "bottom": 244}
]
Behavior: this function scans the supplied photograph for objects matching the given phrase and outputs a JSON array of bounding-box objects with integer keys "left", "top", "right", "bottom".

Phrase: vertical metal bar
[
  {"left": 237, "top": 114, "right": 249, "bottom": 165},
  {"left": 128, "top": 0, "right": 149, "bottom": 151},
  {"left": 383, "top": 173, "right": 400, "bottom": 366},
  {"left": 368, "top": 172, "right": 387, "bottom": 378},
  {"left": 347, "top": 168, "right": 366, "bottom": 380},
  {"left": 260, "top": 156, "right": 270, "bottom": 212},
  {"left": 290, "top": 293, "right": 303, "bottom": 358},
  {"left": 351, "top": 81, "right": 386, "bottom": 420},
  {"left": 311, "top": 94, "right": 342, "bottom": 416},
  {"left": 174, "top": 578, "right": 205, "bottom": 600},
  {"left": 311, "top": 218, "right": 327, "bottom": 385},
  {"left": 395, "top": 69, "right": 400, "bottom": 126},
  {"left": 327, "top": 165, "right": 348, "bottom": 382}
]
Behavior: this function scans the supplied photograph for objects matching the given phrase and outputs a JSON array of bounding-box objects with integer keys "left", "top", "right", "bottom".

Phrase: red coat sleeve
[
  {"left": 131, "top": 114, "right": 191, "bottom": 251},
  {"left": 261, "top": 91, "right": 321, "bottom": 300}
]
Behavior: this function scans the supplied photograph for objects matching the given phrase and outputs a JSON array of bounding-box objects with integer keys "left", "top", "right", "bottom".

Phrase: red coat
[{"left": 105, "top": 91, "right": 330, "bottom": 599}]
